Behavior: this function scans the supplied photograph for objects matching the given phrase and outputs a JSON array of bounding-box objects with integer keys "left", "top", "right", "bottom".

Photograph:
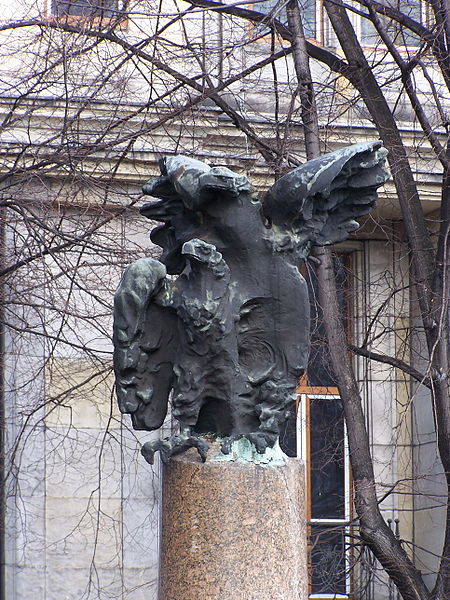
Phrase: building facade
[{"left": 0, "top": 0, "right": 447, "bottom": 598}]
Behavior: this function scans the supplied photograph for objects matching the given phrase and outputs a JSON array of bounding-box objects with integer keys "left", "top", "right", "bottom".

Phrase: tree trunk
[
  {"left": 285, "top": 5, "right": 431, "bottom": 599},
  {"left": 323, "top": 0, "right": 435, "bottom": 322},
  {"left": 314, "top": 247, "right": 431, "bottom": 600},
  {"left": 285, "top": 0, "right": 320, "bottom": 160},
  {"left": 430, "top": 160, "right": 450, "bottom": 600}
]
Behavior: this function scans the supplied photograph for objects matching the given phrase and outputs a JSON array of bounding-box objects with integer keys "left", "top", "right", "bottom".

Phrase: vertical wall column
[{"left": 159, "top": 442, "right": 307, "bottom": 600}]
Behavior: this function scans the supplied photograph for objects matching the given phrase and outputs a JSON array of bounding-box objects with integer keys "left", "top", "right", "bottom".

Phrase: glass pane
[
  {"left": 398, "top": 0, "right": 421, "bottom": 22},
  {"left": 301, "top": 0, "right": 316, "bottom": 38},
  {"left": 253, "top": 0, "right": 316, "bottom": 38},
  {"left": 398, "top": 0, "right": 421, "bottom": 46},
  {"left": 310, "top": 524, "right": 347, "bottom": 595},
  {"left": 360, "top": 13, "right": 379, "bottom": 46},
  {"left": 52, "top": 0, "right": 117, "bottom": 17},
  {"left": 360, "top": 0, "right": 422, "bottom": 47},
  {"left": 310, "top": 397, "right": 345, "bottom": 519}
]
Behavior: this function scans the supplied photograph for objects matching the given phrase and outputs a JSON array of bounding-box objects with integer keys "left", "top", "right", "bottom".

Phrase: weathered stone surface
[{"left": 159, "top": 443, "right": 307, "bottom": 600}]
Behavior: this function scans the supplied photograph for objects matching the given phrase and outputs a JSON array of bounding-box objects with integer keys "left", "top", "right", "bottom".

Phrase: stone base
[{"left": 159, "top": 441, "right": 307, "bottom": 600}]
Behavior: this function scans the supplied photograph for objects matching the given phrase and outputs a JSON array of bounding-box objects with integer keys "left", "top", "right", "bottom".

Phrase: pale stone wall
[
  {"left": 410, "top": 296, "right": 447, "bottom": 588},
  {"left": 0, "top": 93, "right": 445, "bottom": 598},
  {"left": 350, "top": 235, "right": 415, "bottom": 599},
  {"left": 3, "top": 203, "right": 161, "bottom": 599}
]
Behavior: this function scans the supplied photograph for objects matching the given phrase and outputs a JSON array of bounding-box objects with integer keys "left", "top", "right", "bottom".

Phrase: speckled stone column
[{"left": 159, "top": 441, "right": 307, "bottom": 600}]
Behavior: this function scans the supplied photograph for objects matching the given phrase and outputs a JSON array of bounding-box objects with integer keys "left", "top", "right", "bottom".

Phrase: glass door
[{"left": 297, "top": 391, "right": 351, "bottom": 599}]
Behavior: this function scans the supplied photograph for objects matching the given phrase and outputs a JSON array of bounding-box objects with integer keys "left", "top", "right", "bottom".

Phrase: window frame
[
  {"left": 47, "top": 0, "right": 128, "bottom": 27},
  {"left": 249, "top": 0, "right": 429, "bottom": 50},
  {"left": 296, "top": 389, "right": 352, "bottom": 600},
  {"left": 249, "top": 0, "right": 324, "bottom": 44},
  {"left": 338, "top": 0, "right": 428, "bottom": 51}
]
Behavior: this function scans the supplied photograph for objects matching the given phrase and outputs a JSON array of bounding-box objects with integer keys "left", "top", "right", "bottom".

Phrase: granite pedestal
[{"left": 159, "top": 441, "right": 307, "bottom": 600}]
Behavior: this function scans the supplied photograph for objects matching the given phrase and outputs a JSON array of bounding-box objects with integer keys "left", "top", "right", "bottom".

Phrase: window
[
  {"left": 252, "top": 0, "right": 427, "bottom": 48},
  {"left": 359, "top": 0, "right": 424, "bottom": 47},
  {"left": 303, "top": 255, "right": 351, "bottom": 598},
  {"left": 280, "top": 255, "right": 352, "bottom": 598},
  {"left": 297, "top": 392, "right": 351, "bottom": 599},
  {"left": 253, "top": 0, "right": 317, "bottom": 39},
  {"left": 51, "top": 0, "right": 118, "bottom": 19}
]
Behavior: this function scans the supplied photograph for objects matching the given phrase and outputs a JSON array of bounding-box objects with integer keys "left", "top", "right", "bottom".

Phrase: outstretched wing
[
  {"left": 262, "top": 141, "right": 389, "bottom": 253},
  {"left": 113, "top": 258, "right": 179, "bottom": 431}
]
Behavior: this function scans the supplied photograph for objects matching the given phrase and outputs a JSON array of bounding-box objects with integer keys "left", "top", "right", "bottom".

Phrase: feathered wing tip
[
  {"left": 113, "top": 258, "right": 178, "bottom": 431},
  {"left": 262, "top": 141, "right": 390, "bottom": 250}
]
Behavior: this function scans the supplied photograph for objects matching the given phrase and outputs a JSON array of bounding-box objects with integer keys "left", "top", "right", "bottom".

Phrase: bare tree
[{"left": 0, "top": 0, "right": 449, "bottom": 599}]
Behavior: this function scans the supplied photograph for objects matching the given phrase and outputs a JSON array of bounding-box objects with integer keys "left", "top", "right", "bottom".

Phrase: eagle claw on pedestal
[{"left": 141, "top": 431, "right": 209, "bottom": 465}]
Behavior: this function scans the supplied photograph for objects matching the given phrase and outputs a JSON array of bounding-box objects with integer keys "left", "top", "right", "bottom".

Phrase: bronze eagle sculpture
[{"left": 113, "top": 142, "right": 389, "bottom": 463}]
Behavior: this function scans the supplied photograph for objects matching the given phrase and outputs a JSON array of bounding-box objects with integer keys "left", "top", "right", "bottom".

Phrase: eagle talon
[
  {"left": 141, "top": 434, "right": 209, "bottom": 465},
  {"left": 221, "top": 434, "right": 243, "bottom": 455},
  {"left": 246, "top": 432, "right": 275, "bottom": 454}
]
